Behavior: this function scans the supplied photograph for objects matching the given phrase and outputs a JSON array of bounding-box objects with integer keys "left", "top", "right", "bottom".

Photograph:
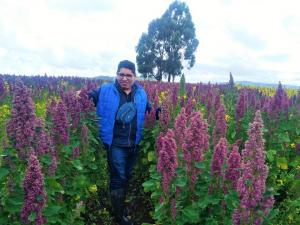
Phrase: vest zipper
[
  {"left": 122, "top": 108, "right": 131, "bottom": 128},
  {"left": 128, "top": 123, "right": 131, "bottom": 147}
]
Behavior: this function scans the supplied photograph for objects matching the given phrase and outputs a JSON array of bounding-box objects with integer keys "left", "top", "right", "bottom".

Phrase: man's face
[{"left": 116, "top": 68, "right": 136, "bottom": 90}]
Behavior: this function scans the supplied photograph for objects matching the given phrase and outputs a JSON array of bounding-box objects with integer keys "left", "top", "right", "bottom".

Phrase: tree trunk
[
  {"left": 168, "top": 74, "right": 171, "bottom": 82},
  {"left": 156, "top": 69, "right": 163, "bottom": 81}
]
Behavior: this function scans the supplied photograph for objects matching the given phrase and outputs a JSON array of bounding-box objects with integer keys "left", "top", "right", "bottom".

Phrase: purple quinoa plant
[
  {"left": 174, "top": 107, "right": 187, "bottom": 150},
  {"left": 159, "top": 96, "right": 172, "bottom": 131},
  {"left": 61, "top": 90, "right": 81, "bottom": 130},
  {"left": 48, "top": 143, "right": 58, "bottom": 176},
  {"left": 182, "top": 111, "right": 209, "bottom": 189},
  {"left": 210, "top": 138, "right": 228, "bottom": 193},
  {"left": 211, "top": 138, "right": 228, "bottom": 178},
  {"left": 233, "top": 110, "right": 274, "bottom": 225},
  {"left": 157, "top": 129, "right": 178, "bottom": 194},
  {"left": 50, "top": 100, "right": 69, "bottom": 145},
  {"left": 235, "top": 89, "right": 247, "bottom": 121},
  {"left": 6, "top": 81, "right": 36, "bottom": 159},
  {"left": 225, "top": 145, "right": 242, "bottom": 190},
  {"left": 21, "top": 150, "right": 47, "bottom": 225},
  {"left": 80, "top": 124, "right": 89, "bottom": 150},
  {"left": 144, "top": 107, "right": 157, "bottom": 129},
  {"left": 71, "top": 146, "right": 80, "bottom": 159},
  {"left": 268, "top": 82, "right": 289, "bottom": 120},
  {"left": 33, "top": 118, "right": 51, "bottom": 157},
  {"left": 212, "top": 103, "right": 227, "bottom": 145},
  {"left": 78, "top": 87, "right": 94, "bottom": 114},
  {"left": 0, "top": 76, "right": 5, "bottom": 97}
]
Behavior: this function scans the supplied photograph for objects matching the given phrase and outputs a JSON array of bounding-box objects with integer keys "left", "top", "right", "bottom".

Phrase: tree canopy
[{"left": 136, "top": 0, "right": 199, "bottom": 82}]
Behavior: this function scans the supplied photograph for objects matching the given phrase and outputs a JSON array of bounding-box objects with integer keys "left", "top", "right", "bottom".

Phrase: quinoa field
[{"left": 0, "top": 74, "right": 299, "bottom": 225}]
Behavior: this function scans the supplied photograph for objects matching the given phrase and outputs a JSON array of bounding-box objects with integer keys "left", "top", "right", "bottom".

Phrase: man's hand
[{"left": 75, "top": 90, "right": 82, "bottom": 98}]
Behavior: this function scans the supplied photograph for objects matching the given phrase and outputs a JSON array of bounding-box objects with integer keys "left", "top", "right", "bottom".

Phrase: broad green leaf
[
  {"left": 0, "top": 218, "right": 9, "bottom": 224},
  {"left": 44, "top": 205, "right": 62, "bottom": 217},
  {"left": 278, "top": 132, "right": 290, "bottom": 143},
  {"left": 194, "top": 161, "right": 205, "bottom": 169},
  {"left": 61, "top": 145, "right": 72, "bottom": 154},
  {"left": 5, "top": 195, "right": 23, "bottom": 213},
  {"left": 149, "top": 164, "right": 156, "bottom": 173},
  {"left": 290, "top": 180, "right": 300, "bottom": 197},
  {"left": 150, "top": 172, "right": 161, "bottom": 180},
  {"left": 143, "top": 180, "right": 156, "bottom": 189},
  {"left": 151, "top": 190, "right": 163, "bottom": 199},
  {"left": 154, "top": 202, "right": 164, "bottom": 214},
  {"left": 28, "top": 212, "right": 36, "bottom": 222},
  {"left": 198, "top": 198, "right": 209, "bottom": 209},
  {"left": 47, "top": 178, "right": 64, "bottom": 193},
  {"left": 88, "top": 163, "right": 98, "bottom": 170},
  {"left": 0, "top": 168, "right": 9, "bottom": 179},
  {"left": 231, "top": 131, "right": 236, "bottom": 139},
  {"left": 74, "top": 175, "right": 88, "bottom": 187},
  {"left": 71, "top": 160, "right": 83, "bottom": 171},
  {"left": 276, "top": 157, "right": 288, "bottom": 170},
  {"left": 147, "top": 151, "right": 155, "bottom": 162},
  {"left": 206, "top": 217, "right": 219, "bottom": 225},
  {"left": 225, "top": 191, "right": 239, "bottom": 210},
  {"left": 144, "top": 141, "right": 151, "bottom": 151},
  {"left": 174, "top": 176, "right": 187, "bottom": 187},
  {"left": 295, "top": 127, "right": 300, "bottom": 135},
  {"left": 40, "top": 154, "right": 52, "bottom": 165},
  {"left": 208, "top": 194, "right": 221, "bottom": 204},
  {"left": 183, "top": 205, "right": 199, "bottom": 221},
  {"left": 266, "top": 150, "right": 277, "bottom": 161},
  {"left": 289, "top": 157, "right": 300, "bottom": 168}
]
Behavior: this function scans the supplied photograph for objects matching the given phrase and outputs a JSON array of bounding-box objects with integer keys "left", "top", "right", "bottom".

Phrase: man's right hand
[{"left": 76, "top": 90, "right": 81, "bottom": 98}]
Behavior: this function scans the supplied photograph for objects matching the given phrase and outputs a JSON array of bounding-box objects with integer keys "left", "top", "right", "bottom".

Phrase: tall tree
[{"left": 136, "top": 0, "right": 199, "bottom": 82}]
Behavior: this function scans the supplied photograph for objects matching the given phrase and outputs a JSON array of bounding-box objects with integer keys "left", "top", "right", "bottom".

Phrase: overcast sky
[{"left": 0, "top": 0, "right": 299, "bottom": 85}]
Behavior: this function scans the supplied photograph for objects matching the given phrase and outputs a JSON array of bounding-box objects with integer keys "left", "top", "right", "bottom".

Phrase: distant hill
[
  {"left": 236, "top": 81, "right": 299, "bottom": 89},
  {"left": 93, "top": 75, "right": 114, "bottom": 81},
  {"left": 90, "top": 76, "right": 299, "bottom": 90}
]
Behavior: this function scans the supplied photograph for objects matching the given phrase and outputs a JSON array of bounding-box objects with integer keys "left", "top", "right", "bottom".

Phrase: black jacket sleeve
[
  {"left": 155, "top": 107, "right": 161, "bottom": 120},
  {"left": 146, "top": 100, "right": 152, "bottom": 114},
  {"left": 87, "top": 88, "right": 100, "bottom": 107},
  {"left": 145, "top": 100, "right": 161, "bottom": 120}
]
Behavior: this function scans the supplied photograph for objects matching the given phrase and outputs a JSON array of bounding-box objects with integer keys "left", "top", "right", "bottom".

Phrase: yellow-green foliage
[
  {"left": 236, "top": 85, "right": 298, "bottom": 97},
  {"left": 35, "top": 101, "right": 47, "bottom": 118},
  {"left": 0, "top": 104, "right": 10, "bottom": 124},
  {"left": 0, "top": 104, "right": 10, "bottom": 152}
]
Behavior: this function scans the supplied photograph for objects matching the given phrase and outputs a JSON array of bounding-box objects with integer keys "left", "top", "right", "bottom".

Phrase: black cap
[{"left": 117, "top": 60, "right": 136, "bottom": 75}]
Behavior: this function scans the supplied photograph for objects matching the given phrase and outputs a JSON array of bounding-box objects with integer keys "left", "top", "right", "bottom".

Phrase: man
[{"left": 88, "top": 60, "right": 151, "bottom": 225}]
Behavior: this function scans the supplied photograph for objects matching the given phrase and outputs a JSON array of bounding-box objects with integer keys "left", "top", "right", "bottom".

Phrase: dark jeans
[{"left": 106, "top": 145, "right": 138, "bottom": 191}]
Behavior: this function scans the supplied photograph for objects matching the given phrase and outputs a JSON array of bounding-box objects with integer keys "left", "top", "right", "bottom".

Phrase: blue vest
[{"left": 96, "top": 82, "right": 147, "bottom": 145}]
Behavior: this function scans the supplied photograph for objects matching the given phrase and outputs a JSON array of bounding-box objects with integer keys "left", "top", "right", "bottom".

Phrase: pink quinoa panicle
[
  {"left": 212, "top": 103, "right": 227, "bottom": 145},
  {"left": 225, "top": 145, "right": 242, "bottom": 190},
  {"left": 233, "top": 110, "right": 274, "bottom": 225},
  {"left": 174, "top": 107, "right": 187, "bottom": 150},
  {"left": 157, "top": 129, "right": 178, "bottom": 194}
]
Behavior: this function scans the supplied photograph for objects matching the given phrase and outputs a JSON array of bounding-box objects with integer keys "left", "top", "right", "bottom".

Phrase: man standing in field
[{"left": 88, "top": 60, "right": 151, "bottom": 225}]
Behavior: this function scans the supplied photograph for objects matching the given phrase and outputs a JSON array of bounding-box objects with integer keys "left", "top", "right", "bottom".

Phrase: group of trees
[{"left": 135, "top": 0, "right": 199, "bottom": 82}]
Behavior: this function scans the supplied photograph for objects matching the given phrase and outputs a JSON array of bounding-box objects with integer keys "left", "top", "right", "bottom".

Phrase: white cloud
[
  {"left": 0, "top": 0, "right": 299, "bottom": 86},
  {"left": 183, "top": 0, "right": 300, "bottom": 85}
]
